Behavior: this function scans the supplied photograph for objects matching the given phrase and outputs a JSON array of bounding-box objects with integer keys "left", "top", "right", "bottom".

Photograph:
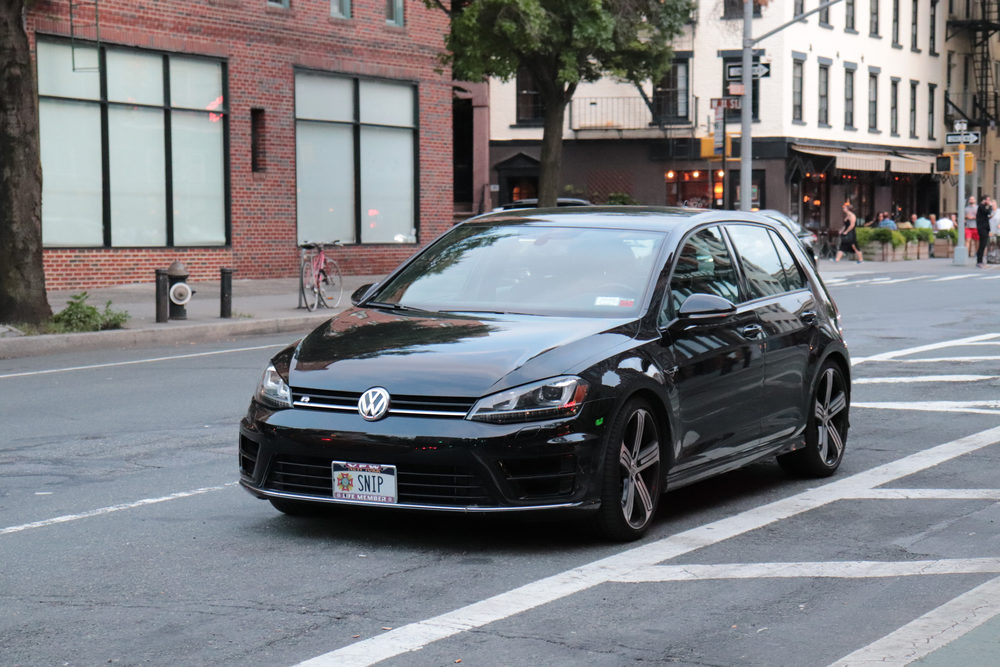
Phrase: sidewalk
[{"left": 0, "top": 274, "right": 382, "bottom": 359}]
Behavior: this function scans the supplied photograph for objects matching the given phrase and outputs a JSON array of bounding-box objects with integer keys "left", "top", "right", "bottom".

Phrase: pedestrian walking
[
  {"left": 975, "top": 195, "right": 992, "bottom": 267},
  {"left": 836, "top": 202, "right": 862, "bottom": 263},
  {"left": 965, "top": 195, "right": 979, "bottom": 249}
]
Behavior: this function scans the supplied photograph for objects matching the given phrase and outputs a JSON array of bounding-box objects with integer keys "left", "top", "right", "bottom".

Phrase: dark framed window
[
  {"left": 909, "top": 80, "right": 918, "bottom": 138},
  {"left": 820, "top": 4, "right": 831, "bottom": 24},
  {"left": 653, "top": 59, "right": 690, "bottom": 123},
  {"left": 793, "top": 60, "right": 804, "bottom": 121},
  {"left": 515, "top": 67, "right": 544, "bottom": 124},
  {"left": 928, "top": 83, "right": 936, "bottom": 139},
  {"left": 664, "top": 226, "right": 740, "bottom": 322},
  {"left": 723, "top": 57, "right": 759, "bottom": 121},
  {"left": 818, "top": 64, "right": 830, "bottom": 125},
  {"left": 892, "top": 0, "right": 900, "bottom": 45},
  {"left": 911, "top": 0, "right": 919, "bottom": 49},
  {"left": 947, "top": 52, "right": 953, "bottom": 88},
  {"left": 723, "top": 0, "right": 762, "bottom": 18},
  {"left": 929, "top": 0, "right": 938, "bottom": 54},
  {"left": 795, "top": 0, "right": 805, "bottom": 17},
  {"left": 726, "top": 224, "right": 790, "bottom": 300},
  {"left": 36, "top": 38, "right": 228, "bottom": 248},
  {"left": 890, "top": 78, "right": 899, "bottom": 135},
  {"left": 869, "top": 73, "right": 879, "bottom": 130},
  {"left": 267, "top": 0, "right": 289, "bottom": 7},
  {"left": 845, "top": 68, "right": 856, "bottom": 128},
  {"left": 846, "top": 0, "right": 856, "bottom": 30},
  {"left": 294, "top": 71, "right": 418, "bottom": 245},
  {"left": 870, "top": 0, "right": 880, "bottom": 35}
]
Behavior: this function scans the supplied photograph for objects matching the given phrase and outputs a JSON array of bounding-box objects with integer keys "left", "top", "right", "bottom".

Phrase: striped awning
[{"left": 792, "top": 145, "right": 933, "bottom": 174}]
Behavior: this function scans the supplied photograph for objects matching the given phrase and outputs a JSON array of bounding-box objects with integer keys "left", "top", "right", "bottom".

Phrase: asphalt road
[{"left": 1, "top": 265, "right": 999, "bottom": 666}]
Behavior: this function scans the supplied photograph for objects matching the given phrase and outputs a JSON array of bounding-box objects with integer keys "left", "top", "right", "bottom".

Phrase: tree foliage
[{"left": 431, "top": 0, "right": 692, "bottom": 206}]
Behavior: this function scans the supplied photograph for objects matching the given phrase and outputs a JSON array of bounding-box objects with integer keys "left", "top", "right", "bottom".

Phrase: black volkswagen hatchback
[{"left": 239, "top": 208, "right": 851, "bottom": 540}]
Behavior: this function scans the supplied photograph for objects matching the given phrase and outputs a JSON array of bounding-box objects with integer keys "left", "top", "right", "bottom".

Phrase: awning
[{"left": 792, "top": 144, "right": 933, "bottom": 174}]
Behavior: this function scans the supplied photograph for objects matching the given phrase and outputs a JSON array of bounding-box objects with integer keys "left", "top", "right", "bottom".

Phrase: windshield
[{"left": 372, "top": 224, "right": 666, "bottom": 317}]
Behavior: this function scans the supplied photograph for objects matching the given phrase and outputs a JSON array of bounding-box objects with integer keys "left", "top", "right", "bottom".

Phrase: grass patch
[{"left": 42, "top": 292, "right": 130, "bottom": 333}]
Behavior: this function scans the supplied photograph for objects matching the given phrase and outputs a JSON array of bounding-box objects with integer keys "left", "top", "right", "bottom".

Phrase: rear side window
[
  {"left": 768, "top": 229, "right": 807, "bottom": 291},
  {"left": 664, "top": 226, "right": 740, "bottom": 321},
  {"left": 726, "top": 224, "right": 788, "bottom": 300}
]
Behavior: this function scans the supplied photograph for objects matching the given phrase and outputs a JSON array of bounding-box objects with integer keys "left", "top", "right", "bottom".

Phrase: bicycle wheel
[
  {"left": 320, "top": 259, "right": 343, "bottom": 308},
  {"left": 301, "top": 257, "right": 320, "bottom": 311}
]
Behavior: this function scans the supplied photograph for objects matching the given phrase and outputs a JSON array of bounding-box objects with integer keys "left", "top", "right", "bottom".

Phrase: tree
[
  {"left": 0, "top": 0, "right": 51, "bottom": 325},
  {"left": 431, "top": 0, "right": 692, "bottom": 207}
]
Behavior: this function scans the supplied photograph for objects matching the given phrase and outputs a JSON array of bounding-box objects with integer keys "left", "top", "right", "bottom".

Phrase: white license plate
[{"left": 331, "top": 461, "right": 397, "bottom": 504}]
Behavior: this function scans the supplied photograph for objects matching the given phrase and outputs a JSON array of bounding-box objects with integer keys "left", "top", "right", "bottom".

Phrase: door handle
[{"left": 739, "top": 323, "right": 764, "bottom": 339}]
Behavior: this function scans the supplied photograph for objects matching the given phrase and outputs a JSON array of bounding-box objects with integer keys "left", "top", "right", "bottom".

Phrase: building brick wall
[{"left": 27, "top": 0, "right": 453, "bottom": 290}]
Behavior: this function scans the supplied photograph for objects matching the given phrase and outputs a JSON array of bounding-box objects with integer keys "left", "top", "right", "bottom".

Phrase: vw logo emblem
[{"left": 358, "top": 387, "right": 390, "bottom": 421}]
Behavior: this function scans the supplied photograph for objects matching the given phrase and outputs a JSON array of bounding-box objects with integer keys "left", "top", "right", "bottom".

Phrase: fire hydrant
[{"left": 166, "top": 261, "right": 193, "bottom": 320}]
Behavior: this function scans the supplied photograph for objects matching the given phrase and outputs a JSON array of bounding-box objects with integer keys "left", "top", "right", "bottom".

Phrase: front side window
[
  {"left": 793, "top": 60, "right": 804, "bottom": 121},
  {"left": 666, "top": 226, "right": 740, "bottom": 320},
  {"left": 653, "top": 60, "right": 689, "bottom": 123},
  {"left": 295, "top": 72, "right": 416, "bottom": 245},
  {"left": 726, "top": 224, "right": 789, "bottom": 300},
  {"left": 37, "top": 39, "right": 227, "bottom": 248}
]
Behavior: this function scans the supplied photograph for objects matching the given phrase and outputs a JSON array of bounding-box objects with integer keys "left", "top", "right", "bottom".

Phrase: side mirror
[
  {"left": 677, "top": 293, "right": 737, "bottom": 321},
  {"left": 351, "top": 283, "right": 377, "bottom": 306}
]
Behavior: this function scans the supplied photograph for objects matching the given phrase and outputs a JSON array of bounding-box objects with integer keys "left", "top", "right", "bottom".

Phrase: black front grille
[
  {"left": 291, "top": 387, "right": 474, "bottom": 418},
  {"left": 239, "top": 436, "right": 259, "bottom": 477},
  {"left": 265, "top": 455, "right": 493, "bottom": 506},
  {"left": 498, "top": 455, "right": 577, "bottom": 500}
]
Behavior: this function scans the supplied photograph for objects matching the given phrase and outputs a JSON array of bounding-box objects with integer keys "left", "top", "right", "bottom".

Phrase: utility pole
[
  {"left": 954, "top": 119, "right": 968, "bottom": 265},
  {"left": 740, "top": 0, "right": 844, "bottom": 211}
]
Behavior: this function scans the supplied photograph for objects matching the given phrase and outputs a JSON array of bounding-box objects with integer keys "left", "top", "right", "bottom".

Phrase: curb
[{"left": 0, "top": 314, "right": 332, "bottom": 360}]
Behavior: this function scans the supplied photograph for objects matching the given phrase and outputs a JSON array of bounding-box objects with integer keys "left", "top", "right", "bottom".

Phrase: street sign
[
  {"left": 945, "top": 131, "right": 980, "bottom": 145},
  {"left": 710, "top": 97, "right": 742, "bottom": 110},
  {"left": 726, "top": 63, "right": 771, "bottom": 80}
]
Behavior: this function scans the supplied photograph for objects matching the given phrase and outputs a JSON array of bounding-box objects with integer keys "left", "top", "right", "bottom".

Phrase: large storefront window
[
  {"left": 664, "top": 169, "right": 713, "bottom": 208},
  {"left": 295, "top": 72, "right": 417, "bottom": 244},
  {"left": 37, "top": 39, "right": 227, "bottom": 248}
]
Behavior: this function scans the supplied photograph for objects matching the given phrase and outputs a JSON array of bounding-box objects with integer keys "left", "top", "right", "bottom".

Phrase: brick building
[{"left": 26, "top": 0, "right": 452, "bottom": 289}]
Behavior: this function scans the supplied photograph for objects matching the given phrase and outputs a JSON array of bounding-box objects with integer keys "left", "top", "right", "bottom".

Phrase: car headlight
[
  {"left": 256, "top": 364, "right": 292, "bottom": 409},
  {"left": 467, "top": 376, "right": 589, "bottom": 424}
]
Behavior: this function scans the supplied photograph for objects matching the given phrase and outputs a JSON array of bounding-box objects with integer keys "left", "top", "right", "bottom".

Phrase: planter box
[
  {"left": 934, "top": 239, "right": 954, "bottom": 258},
  {"left": 905, "top": 240, "right": 930, "bottom": 259}
]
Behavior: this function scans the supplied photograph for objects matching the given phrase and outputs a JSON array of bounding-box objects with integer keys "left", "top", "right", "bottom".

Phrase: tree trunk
[
  {"left": 0, "top": 0, "right": 51, "bottom": 325},
  {"left": 536, "top": 83, "right": 574, "bottom": 208}
]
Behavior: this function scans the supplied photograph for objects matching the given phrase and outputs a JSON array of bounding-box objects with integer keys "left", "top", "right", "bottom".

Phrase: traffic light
[{"left": 936, "top": 153, "right": 976, "bottom": 174}]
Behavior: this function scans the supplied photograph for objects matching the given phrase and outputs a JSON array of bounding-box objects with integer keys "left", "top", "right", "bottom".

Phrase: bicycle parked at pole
[{"left": 298, "top": 241, "right": 344, "bottom": 311}]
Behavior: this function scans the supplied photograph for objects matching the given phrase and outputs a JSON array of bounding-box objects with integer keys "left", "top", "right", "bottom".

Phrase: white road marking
[
  {"left": 853, "top": 375, "right": 996, "bottom": 384},
  {"left": 851, "top": 333, "right": 1000, "bottom": 364},
  {"left": 0, "top": 344, "right": 284, "bottom": 379},
  {"left": 614, "top": 558, "right": 1000, "bottom": 583},
  {"left": 292, "top": 425, "right": 1000, "bottom": 667},
  {"left": 829, "top": 574, "right": 1000, "bottom": 666},
  {"left": 930, "top": 274, "right": 979, "bottom": 282},
  {"left": 875, "top": 275, "right": 934, "bottom": 285},
  {"left": 851, "top": 488, "right": 1000, "bottom": 500},
  {"left": 0, "top": 483, "right": 237, "bottom": 535},
  {"left": 891, "top": 356, "right": 1000, "bottom": 363},
  {"left": 979, "top": 274, "right": 1000, "bottom": 280},
  {"left": 854, "top": 400, "right": 1000, "bottom": 415}
]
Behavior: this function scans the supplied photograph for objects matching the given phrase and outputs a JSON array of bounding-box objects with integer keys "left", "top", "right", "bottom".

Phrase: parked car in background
[
  {"left": 240, "top": 207, "right": 850, "bottom": 541},
  {"left": 759, "top": 209, "right": 819, "bottom": 265},
  {"left": 494, "top": 197, "right": 592, "bottom": 211}
]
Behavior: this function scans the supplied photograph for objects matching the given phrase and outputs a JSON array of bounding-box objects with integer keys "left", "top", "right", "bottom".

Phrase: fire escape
[{"left": 946, "top": 1, "right": 1000, "bottom": 128}]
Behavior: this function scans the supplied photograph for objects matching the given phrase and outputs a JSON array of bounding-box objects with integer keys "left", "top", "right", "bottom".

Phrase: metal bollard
[
  {"left": 220, "top": 267, "right": 234, "bottom": 319},
  {"left": 155, "top": 269, "right": 169, "bottom": 323}
]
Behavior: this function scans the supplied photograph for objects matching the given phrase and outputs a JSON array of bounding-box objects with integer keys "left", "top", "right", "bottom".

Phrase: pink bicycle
[{"left": 298, "top": 241, "right": 344, "bottom": 311}]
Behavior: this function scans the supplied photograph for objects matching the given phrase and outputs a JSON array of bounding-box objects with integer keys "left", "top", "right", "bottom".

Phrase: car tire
[
  {"left": 594, "top": 397, "right": 662, "bottom": 541},
  {"left": 268, "top": 497, "right": 325, "bottom": 516},
  {"left": 778, "top": 362, "right": 849, "bottom": 477}
]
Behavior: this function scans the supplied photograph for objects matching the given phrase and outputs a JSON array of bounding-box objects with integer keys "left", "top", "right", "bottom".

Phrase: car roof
[{"left": 467, "top": 206, "right": 781, "bottom": 233}]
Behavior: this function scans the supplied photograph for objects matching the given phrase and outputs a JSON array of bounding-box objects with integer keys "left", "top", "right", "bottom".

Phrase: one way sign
[
  {"left": 945, "top": 131, "right": 981, "bottom": 145},
  {"left": 726, "top": 63, "right": 771, "bottom": 80}
]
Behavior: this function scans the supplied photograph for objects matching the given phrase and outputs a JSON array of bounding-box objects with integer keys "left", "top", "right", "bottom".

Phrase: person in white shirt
[{"left": 935, "top": 214, "right": 955, "bottom": 231}]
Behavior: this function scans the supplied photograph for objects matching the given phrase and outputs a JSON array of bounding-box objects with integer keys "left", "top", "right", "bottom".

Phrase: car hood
[{"left": 289, "top": 307, "right": 639, "bottom": 397}]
